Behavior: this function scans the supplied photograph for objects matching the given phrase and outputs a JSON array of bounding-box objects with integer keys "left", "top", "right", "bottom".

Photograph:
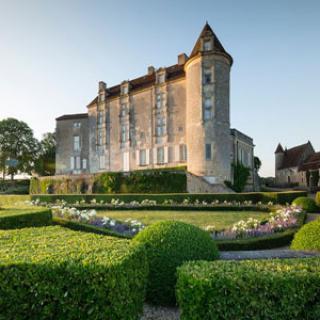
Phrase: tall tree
[
  {"left": 34, "top": 132, "right": 56, "bottom": 176},
  {"left": 254, "top": 156, "right": 262, "bottom": 172},
  {"left": 0, "top": 118, "right": 40, "bottom": 180}
]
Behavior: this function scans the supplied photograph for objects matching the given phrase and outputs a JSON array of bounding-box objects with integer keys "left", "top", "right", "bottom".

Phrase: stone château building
[
  {"left": 56, "top": 23, "right": 256, "bottom": 192},
  {"left": 275, "top": 141, "right": 320, "bottom": 188}
]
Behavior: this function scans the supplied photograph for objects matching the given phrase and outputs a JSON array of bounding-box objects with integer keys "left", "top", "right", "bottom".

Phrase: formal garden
[{"left": 0, "top": 190, "right": 319, "bottom": 319}]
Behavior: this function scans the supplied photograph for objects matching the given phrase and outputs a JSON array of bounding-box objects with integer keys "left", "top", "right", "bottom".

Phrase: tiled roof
[
  {"left": 87, "top": 64, "right": 185, "bottom": 107},
  {"left": 299, "top": 152, "right": 320, "bottom": 171},
  {"left": 189, "top": 22, "right": 233, "bottom": 64},
  {"left": 279, "top": 142, "right": 311, "bottom": 169},
  {"left": 56, "top": 113, "right": 88, "bottom": 121}
]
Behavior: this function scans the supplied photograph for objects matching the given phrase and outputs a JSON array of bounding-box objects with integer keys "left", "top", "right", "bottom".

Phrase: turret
[
  {"left": 275, "top": 143, "right": 284, "bottom": 171},
  {"left": 185, "top": 23, "right": 233, "bottom": 183}
]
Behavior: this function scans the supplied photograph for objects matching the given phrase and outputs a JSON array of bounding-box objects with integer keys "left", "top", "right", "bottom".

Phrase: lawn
[{"left": 97, "top": 210, "right": 269, "bottom": 231}]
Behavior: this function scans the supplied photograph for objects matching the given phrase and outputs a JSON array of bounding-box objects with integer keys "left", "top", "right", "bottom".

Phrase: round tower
[
  {"left": 185, "top": 23, "right": 233, "bottom": 184},
  {"left": 275, "top": 143, "right": 285, "bottom": 171}
]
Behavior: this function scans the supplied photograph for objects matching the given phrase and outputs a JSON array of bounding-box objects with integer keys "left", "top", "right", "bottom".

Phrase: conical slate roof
[
  {"left": 189, "top": 22, "right": 233, "bottom": 64},
  {"left": 275, "top": 143, "right": 284, "bottom": 154}
]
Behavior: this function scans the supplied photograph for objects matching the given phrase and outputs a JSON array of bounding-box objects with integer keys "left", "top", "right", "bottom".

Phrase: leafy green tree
[
  {"left": 225, "top": 161, "right": 250, "bottom": 192},
  {"left": 34, "top": 132, "right": 56, "bottom": 176},
  {"left": 254, "top": 156, "right": 262, "bottom": 172},
  {"left": 0, "top": 118, "right": 40, "bottom": 180}
]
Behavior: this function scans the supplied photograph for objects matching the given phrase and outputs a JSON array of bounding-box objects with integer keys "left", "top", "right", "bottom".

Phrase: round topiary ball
[
  {"left": 132, "top": 221, "right": 219, "bottom": 306},
  {"left": 292, "top": 197, "right": 318, "bottom": 213},
  {"left": 291, "top": 218, "right": 320, "bottom": 252}
]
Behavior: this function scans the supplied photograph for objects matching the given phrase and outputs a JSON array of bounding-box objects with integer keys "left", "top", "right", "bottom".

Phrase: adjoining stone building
[
  {"left": 275, "top": 141, "right": 320, "bottom": 189},
  {"left": 55, "top": 23, "right": 256, "bottom": 192}
]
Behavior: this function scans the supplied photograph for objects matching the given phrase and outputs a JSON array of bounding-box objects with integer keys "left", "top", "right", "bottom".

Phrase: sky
[{"left": 0, "top": 0, "right": 319, "bottom": 177}]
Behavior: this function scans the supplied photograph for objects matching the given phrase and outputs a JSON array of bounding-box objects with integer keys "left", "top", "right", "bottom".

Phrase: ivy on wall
[{"left": 225, "top": 161, "right": 250, "bottom": 193}]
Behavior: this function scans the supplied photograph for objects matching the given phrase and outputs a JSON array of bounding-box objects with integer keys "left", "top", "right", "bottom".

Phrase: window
[
  {"left": 204, "top": 39, "right": 211, "bottom": 51},
  {"left": 156, "top": 118, "right": 165, "bottom": 137},
  {"left": 139, "top": 149, "right": 146, "bottom": 166},
  {"left": 168, "top": 146, "right": 174, "bottom": 163},
  {"left": 99, "top": 155, "right": 105, "bottom": 169},
  {"left": 97, "top": 111, "right": 103, "bottom": 126},
  {"left": 205, "top": 144, "right": 212, "bottom": 160},
  {"left": 204, "top": 97, "right": 212, "bottom": 120},
  {"left": 179, "top": 144, "right": 187, "bottom": 161},
  {"left": 156, "top": 93, "right": 161, "bottom": 109},
  {"left": 82, "top": 158, "right": 87, "bottom": 170},
  {"left": 121, "top": 125, "right": 128, "bottom": 143},
  {"left": 157, "top": 147, "right": 164, "bottom": 164},
  {"left": 121, "top": 86, "right": 128, "bottom": 95},
  {"left": 120, "top": 104, "right": 127, "bottom": 117},
  {"left": 70, "top": 156, "right": 75, "bottom": 170},
  {"left": 204, "top": 68, "right": 212, "bottom": 84},
  {"left": 73, "top": 136, "right": 80, "bottom": 151},
  {"left": 158, "top": 74, "right": 165, "bottom": 83},
  {"left": 97, "top": 130, "right": 103, "bottom": 145},
  {"left": 75, "top": 156, "right": 81, "bottom": 169},
  {"left": 73, "top": 122, "right": 81, "bottom": 128}
]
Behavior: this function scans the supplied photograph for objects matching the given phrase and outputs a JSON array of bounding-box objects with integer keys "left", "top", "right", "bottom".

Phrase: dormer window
[
  {"left": 204, "top": 68, "right": 212, "bottom": 84},
  {"left": 203, "top": 39, "right": 212, "bottom": 51},
  {"left": 158, "top": 74, "right": 165, "bottom": 83},
  {"left": 121, "top": 85, "right": 129, "bottom": 95}
]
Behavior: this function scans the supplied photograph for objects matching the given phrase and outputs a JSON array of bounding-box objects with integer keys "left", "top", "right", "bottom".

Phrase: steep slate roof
[
  {"left": 275, "top": 143, "right": 284, "bottom": 153},
  {"left": 279, "top": 142, "right": 312, "bottom": 169},
  {"left": 56, "top": 113, "right": 88, "bottom": 121},
  {"left": 189, "top": 22, "right": 233, "bottom": 64},
  {"left": 299, "top": 152, "right": 320, "bottom": 171}
]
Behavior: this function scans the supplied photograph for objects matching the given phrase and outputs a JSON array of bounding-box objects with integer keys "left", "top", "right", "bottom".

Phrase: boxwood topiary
[
  {"left": 291, "top": 218, "right": 320, "bottom": 252},
  {"left": 132, "top": 221, "right": 219, "bottom": 306},
  {"left": 292, "top": 196, "right": 318, "bottom": 212}
]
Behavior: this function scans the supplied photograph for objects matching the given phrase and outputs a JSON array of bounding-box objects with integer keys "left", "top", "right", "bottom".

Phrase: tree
[
  {"left": 0, "top": 118, "right": 40, "bottom": 180},
  {"left": 225, "top": 161, "right": 251, "bottom": 193},
  {"left": 254, "top": 156, "right": 262, "bottom": 172},
  {"left": 34, "top": 132, "right": 56, "bottom": 176}
]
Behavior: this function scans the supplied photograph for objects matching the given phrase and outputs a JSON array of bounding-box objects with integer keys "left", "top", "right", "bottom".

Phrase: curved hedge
[
  {"left": 292, "top": 196, "right": 319, "bottom": 212},
  {"left": 0, "top": 226, "right": 147, "bottom": 319},
  {"left": 0, "top": 207, "right": 52, "bottom": 229},
  {"left": 291, "top": 218, "right": 320, "bottom": 252},
  {"left": 133, "top": 221, "right": 218, "bottom": 306},
  {"left": 177, "top": 259, "right": 320, "bottom": 320}
]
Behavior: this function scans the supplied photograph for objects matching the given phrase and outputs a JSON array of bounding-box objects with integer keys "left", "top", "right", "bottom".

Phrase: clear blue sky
[{"left": 0, "top": 0, "right": 319, "bottom": 177}]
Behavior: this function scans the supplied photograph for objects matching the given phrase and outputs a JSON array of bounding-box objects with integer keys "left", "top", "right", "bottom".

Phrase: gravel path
[{"left": 141, "top": 304, "right": 179, "bottom": 320}]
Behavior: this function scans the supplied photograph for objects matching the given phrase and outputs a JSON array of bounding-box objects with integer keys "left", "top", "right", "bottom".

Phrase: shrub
[
  {"left": 292, "top": 196, "right": 319, "bottom": 212},
  {"left": 291, "top": 218, "right": 320, "bottom": 252},
  {"left": 132, "top": 221, "right": 218, "bottom": 306},
  {"left": 0, "top": 207, "right": 52, "bottom": 229},
  {"left": 0, "top": 195, "right": 30, "bottom": 205},
  {"left": 0, "top": 226, "right": 148, "bottom": 319},
  {"left": 176, "top": 259, "right": 320, "bottom": 320},
  {"left": 316, "top": 192, "right": 320, "bottom": 206}
]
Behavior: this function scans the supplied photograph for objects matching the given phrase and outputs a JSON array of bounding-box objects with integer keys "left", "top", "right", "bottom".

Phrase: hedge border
[
  {"left": 0, "top": 208, "right": 52, "bottom": 229},
  {"left": 30, "top": 191, "right": 307, "bottom": 205}
]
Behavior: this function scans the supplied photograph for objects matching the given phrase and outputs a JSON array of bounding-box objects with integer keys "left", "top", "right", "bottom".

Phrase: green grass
[
  {"left": 97, "top": 210, "right": 269, "bottom": 231},
  {"left": 0, "top": 206, "right": 48, "bottom": 218}
]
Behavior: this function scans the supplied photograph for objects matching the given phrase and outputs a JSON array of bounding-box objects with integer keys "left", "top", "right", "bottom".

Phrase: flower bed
[{"left": 0, "top": 226, "right": 148, "bottom": 319}]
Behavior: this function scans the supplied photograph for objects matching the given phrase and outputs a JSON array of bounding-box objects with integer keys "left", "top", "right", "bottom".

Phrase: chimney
[
  {"left": 178, "top": 53, "right": 188, "bottom": 65},
  {"left": 148, "top": 66, "right": 155, "bottom": 75},
  {"left": 98, "top": 81, "right": 106, "bottom": 92}
]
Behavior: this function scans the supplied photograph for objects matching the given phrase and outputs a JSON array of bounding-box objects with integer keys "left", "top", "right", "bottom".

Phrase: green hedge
[
  {"left": 0, "top": 195, "right": 30, "bottom": 205},
  {"left": 30, "top": 167, "right": 187, "bottom": 194},
  {"left": 133, "top": 221, "right": 219, "bottom": 306},
  {"left": 216, "top": 212, "right": 306, "bottom": 251},
  {"left": 53, "top": 217, "right": 130, "bottom": 239},
  {"left": 292, "top": 196, "right": 319, "bottom": 212},
  {"left": 177, "top": 259, "right": 320, "bottom": 320},
  {"left": 30, "top": 191, "right": 307, "bottom": 205},
  {"left": 291, "top": 218, "right": 320, "bottom": 252},
  {"left": 0, "top": 208, "right": 52, "bottom": 229},
  {"left": 0, "top": 226, "right": 147, "bottom": 319},
  {"left": 316, "top": 192, "right": 320, "bottom": 206}
]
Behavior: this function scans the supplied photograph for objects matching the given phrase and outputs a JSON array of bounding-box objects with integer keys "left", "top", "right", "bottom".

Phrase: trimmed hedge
[
  {"left": 217, "top": 211, "right": 306, "bottom": 251},
  {"left": 292, "top": 196, "right": 319, "bottom": 212},
  {"left": 0, "top": 226, "right": 148, "bottom": 319},
  {"left": 177, "top": 259, "right": 320, "bottom": 320},
  {"left": 291, "top": 218, "right": 320, "bottom": 252},
  {"left": 0, "top": 208, "right": 52, "bottom": 229},
  {"left": 133, "top": 221, "right": 218, "bottom": 306},
  {"left": 316, "top": 192, "right": 320, "bottom": 206},
  {"left": 30, "top": 167, "right": 187, "bottom": 194},
  {"left": 53, "top": 217, "right": 130, "bottom": 239},
  {"left": 0, "top": 195, "right": 30, "bottom": 205},
  {"left": 30, "top": 190, "right": 307, "bottom": 205}
]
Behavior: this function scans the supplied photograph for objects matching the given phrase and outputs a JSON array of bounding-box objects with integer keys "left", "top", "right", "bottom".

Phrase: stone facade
[
  {"left": 275, "top": 141, "right": 320, "bottom": 189},
  {"left": 55, "top": 23, "right": 256, "bottom": 192}
]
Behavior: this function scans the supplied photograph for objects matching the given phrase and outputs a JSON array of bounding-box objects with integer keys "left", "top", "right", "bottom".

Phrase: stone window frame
[
  {"left": 179, "top": 144, "right": 187, "bottom": 162},
  {"left": 157, "top": 146, "right": 165, "bottom": 164},
  {"left": 82, "top": 158, "right": 87, "bottom": 170},
  {"left": 203, "top": 38, "right": 213, "bottom": 51},
  {"left": 139, "top": 149, "right": 146, "bottom": 166},
  {"left": 155, "top": 117, "right": 166, "bottom": 137},
  {"left": 204, "top": 97, "right": 213, "bottom": 121},
  {"left": 73, "top": 135, "right": 81, "bottom": 151},
  {"left": 205, "top": 143, "right": 212, "bottom": 161},
  {"left": 120, "top": 124, "right": 129, "bottom": 143},
  {"left": 73, "top": 122, "right": 81, "bottom": 129},
  {"left": 203, "top": 67, "right": 213, "bottom": 85}
]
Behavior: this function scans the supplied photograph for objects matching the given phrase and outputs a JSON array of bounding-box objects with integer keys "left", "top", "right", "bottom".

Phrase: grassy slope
[{"left": 97, "top": 210, "right": 269, "bottom": 230}]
